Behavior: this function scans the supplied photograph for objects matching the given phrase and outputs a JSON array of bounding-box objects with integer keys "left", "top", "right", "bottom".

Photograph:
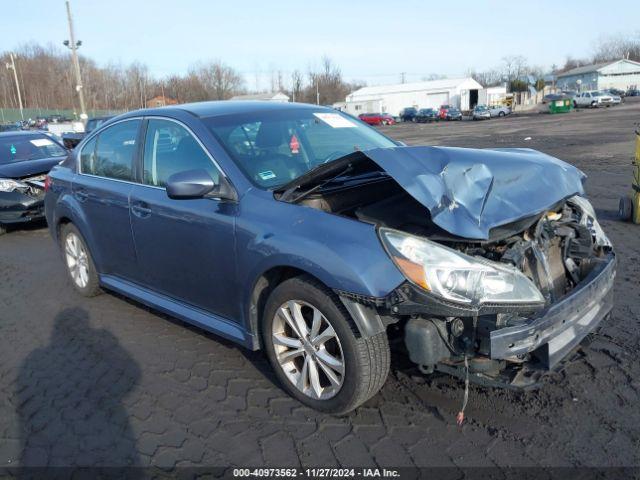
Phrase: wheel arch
[
  {"left": 52, "top": 195, "right": 104, "bottom": 271},
  {"left": 247, "top": 265, "right": 326, "bottom": 349},
  {"left": 246, "top": 264, "right": 389, "bottom": 350}
]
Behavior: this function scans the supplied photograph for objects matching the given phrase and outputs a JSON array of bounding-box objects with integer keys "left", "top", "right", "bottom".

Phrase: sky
[{"left": 3, "top": 0, "right": 638, "bottom": 89}]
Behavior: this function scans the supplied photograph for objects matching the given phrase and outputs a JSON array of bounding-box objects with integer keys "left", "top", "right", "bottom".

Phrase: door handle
[{"left": 131, "top": 201, "right": 152, "bottom": 218}]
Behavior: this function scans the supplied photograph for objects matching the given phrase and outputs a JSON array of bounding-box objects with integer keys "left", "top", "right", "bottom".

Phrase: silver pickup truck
[{"left": 573, "top": 91, "right": 614, "bottom": 108}]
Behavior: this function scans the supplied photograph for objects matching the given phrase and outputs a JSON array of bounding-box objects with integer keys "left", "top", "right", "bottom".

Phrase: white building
[
  {"left": 478, "top": 85, "right": 508, "bottom": 106},
  {"left": 230, "top": 92, "right": 290, "bottom": 102},
  {"left": 556, "top": 59, "right": 640, "bottom": 92},
  {"left": 341, "top": 77, "right": 484, "bottom": 116}
]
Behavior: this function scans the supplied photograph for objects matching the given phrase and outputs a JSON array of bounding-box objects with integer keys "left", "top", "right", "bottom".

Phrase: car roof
[{"left": 117, "top": 101, "right": 331, "bottom": 121}]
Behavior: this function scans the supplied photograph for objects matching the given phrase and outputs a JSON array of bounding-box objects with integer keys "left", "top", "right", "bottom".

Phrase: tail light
[{"left": 44, "top": 175, "right": 52, "bottom": 192}]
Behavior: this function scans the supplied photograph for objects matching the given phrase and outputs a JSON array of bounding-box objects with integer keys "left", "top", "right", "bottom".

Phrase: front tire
[
  {"left": 60, "top": 223, "right": 101, "bottom": 297},
  {"left": 262, "top": 276, "right": 390, "bottom": 414}
]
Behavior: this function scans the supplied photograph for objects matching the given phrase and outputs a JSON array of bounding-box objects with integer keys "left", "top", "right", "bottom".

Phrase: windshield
[
  {"left": 205, "top": 108, "right": 396, "bottom": 188},
  {"left": 0, "top": 134, "right": 67, "bottom": 164}
]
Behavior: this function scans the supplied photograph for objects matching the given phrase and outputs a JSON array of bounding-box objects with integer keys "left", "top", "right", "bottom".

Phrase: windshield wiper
[{"left": 280, "top": 164, "right": 354, "bottom": 203}]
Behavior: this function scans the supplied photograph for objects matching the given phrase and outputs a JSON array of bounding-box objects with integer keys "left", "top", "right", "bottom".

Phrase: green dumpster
[{"left": 549, "top": 98, "right": 572, "bottom": 114}]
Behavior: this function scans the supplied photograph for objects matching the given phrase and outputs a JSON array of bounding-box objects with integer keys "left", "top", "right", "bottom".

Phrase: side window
[
  {"left": 80, "top": 136, "right": 97, "bottom": 174},
  {"left": 143, "top": 119, "right": 220, "bottom": 187},
  {"left": 91, "top": 120, "right": 140, "bottom": 181}
]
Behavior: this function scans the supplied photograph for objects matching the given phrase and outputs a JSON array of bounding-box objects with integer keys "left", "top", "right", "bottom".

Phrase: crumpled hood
[{"left": 363, "top": 146, "right": 586, "bottom": 240}]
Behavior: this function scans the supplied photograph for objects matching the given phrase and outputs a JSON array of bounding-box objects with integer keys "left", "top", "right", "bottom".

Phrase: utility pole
[
  {"left": 5, "top": 53, "right": 23, "bottom": 120},
  {"left": 400, "top": 72, "right": 406, "bottom": 84},
  {"left": 316, "top": 81, "right": 320, "bottom": 105},
  {"left": 64, "top": 0, "right": 86, "bottom": 120}
]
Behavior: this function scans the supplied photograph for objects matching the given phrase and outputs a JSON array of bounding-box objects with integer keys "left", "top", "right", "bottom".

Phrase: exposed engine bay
[{"left": 292, "top": 167, "right": 615, "bottom": 388}]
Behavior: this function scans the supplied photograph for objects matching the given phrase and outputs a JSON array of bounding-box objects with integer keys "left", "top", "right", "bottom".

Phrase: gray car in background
[
  {"left": 488, "top": 105, "right": 511, "bottom": 117},
  {"left": 472, "top": 105, "right": 491, "bottom": 120}
]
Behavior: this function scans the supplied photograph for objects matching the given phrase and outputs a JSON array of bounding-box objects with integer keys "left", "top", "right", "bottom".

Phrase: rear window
[
  {"left": 0, "top": 134, "right": 66, "bottom": 164},
  {"left": 80, "top": 120, "right": 140, "bottom": 181}
]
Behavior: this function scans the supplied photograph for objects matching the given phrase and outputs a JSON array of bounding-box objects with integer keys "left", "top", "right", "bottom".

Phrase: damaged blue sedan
[{"left": 44, "top": 102, "right": 615, "bottom": 414}]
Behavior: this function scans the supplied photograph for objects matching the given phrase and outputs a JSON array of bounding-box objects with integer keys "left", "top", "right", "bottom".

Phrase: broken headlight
[
  {"left": 379, "top": 228, "right": 545, "bottom": 305},
  {"left": 568, "top": 195, "right": 612, "bottom": 248},
  {"left": 0, "top": 179, "right": 28, "bottom": 193}
]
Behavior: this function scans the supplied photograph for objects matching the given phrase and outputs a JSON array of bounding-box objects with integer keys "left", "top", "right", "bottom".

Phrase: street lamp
[
  {"left": 5, "top": 53, "right": 24, "bottom": 120},
  {"left": 63, "top": 1, "right": 87, "bottom": 120}
]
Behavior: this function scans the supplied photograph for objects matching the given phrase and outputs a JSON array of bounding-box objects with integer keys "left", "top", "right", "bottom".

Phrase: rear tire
[
  {"left": 60, "top": 223, "right": 102, "bottom": 297},
  {"left": 261, "top": 275, "right": 390, "bottom": 414}
]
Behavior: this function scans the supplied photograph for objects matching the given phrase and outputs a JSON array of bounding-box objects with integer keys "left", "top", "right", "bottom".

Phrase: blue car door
[
  {"left": 73, "top": 119, "right": 141, "bottom": 278},
  {"left": 128, "top": 118, "right": 239, "bottom": 321}
]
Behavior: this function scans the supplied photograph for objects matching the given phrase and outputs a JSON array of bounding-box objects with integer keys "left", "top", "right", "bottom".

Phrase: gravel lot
[{"left": 1, "top": 100, "right": 639, "bottom": 471}]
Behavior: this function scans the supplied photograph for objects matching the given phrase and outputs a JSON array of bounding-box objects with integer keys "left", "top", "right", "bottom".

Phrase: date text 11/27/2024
[{"left": 232, "top": 468, "right": 400, "bottom": 478}]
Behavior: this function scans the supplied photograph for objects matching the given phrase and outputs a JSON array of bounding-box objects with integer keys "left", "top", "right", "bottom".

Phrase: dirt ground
[{"left": 0, "top": 99, "right": 639, "bottom": 471}]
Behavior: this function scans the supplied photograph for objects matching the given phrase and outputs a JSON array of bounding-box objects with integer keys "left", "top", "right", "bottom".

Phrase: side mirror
[
  {"left": 166, "top": 169, "right": 214, "bottom": 199},
  {"left": 166, "top": 169, "right": 236, "bottom": 201}
]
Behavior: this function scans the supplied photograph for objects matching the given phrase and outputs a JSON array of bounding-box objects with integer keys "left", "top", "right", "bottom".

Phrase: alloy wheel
[
  {"left": 271, "top": 300, "right": 345, "bottom": 400},
  {"left": 65, "top": 232, "right": 89, "bottom": 288}
]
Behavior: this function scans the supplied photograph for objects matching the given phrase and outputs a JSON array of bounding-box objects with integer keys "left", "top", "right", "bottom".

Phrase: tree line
[
  {"left": 2, "top": 33, "right": 638, "bottom": 113},
  {"left": 0, "top": 43, "right": 361, "bottom": 113},
  {"left": 468, "top": 32, "right": 640, "bottom": 89}
]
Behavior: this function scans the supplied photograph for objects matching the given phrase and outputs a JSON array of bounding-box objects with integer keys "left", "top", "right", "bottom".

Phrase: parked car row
[{"left": 397, "top": 104, "right": 510, "bottom": 124}]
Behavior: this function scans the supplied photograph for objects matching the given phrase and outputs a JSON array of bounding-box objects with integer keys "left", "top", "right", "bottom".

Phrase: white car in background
[
  {"left": 573, "top": 91, "right": 614, "bottom": 108},
  {"left": 488, "top": 105, "right": 511, "bottom": 117}
]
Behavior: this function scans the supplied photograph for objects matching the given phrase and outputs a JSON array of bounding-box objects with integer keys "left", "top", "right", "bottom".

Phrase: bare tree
[
  {"left": 469, "top": 68, "right": 503, "bottom": 87},
  {"left": 592, "top": 32, "right": 640, "bottom": 63},
  {"left": 305, "top": 56, "right": 352, "bottom": 105},
  {"left": 290, "top": 70, "right": 304, "bottom": 102},
  {"left": 195, "top": 61, "right": 245, "bottom": 100},
  {"left": 501, "top": 55, "right": 528, "bottom": 81}
]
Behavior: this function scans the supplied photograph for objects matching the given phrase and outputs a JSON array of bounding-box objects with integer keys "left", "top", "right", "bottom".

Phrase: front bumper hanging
[
  {"left": 0, "top": 190, "right": 46, "bottom": 225},
  {"left": 490, "top": 253, "right": 616, "bottom": 369}
]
